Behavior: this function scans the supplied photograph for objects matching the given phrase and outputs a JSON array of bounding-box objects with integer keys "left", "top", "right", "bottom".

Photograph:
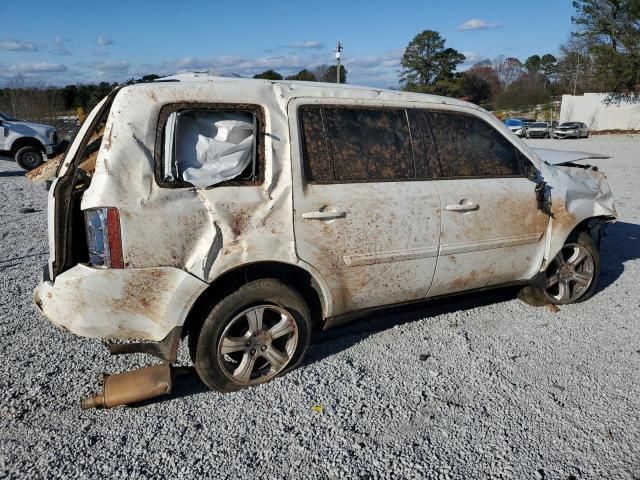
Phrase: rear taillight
[{"left": 84, "top": 207, "right": 124, "bottom": 268}]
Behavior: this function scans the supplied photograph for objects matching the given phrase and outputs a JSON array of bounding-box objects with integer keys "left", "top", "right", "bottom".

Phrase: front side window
[
  {"left": 299, "top": 106, "right": 414, "bottom": 183},
  {"left": 428, "top": 111, "right": 522, "bottom": 178},
  {"left": 157, "top": 104, "right": 263, "bottom": 188}
]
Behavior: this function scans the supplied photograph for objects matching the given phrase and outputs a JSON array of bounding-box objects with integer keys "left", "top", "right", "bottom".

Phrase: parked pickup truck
[{"left": 0, "top": 111, "right": 59, "bottom": 170}]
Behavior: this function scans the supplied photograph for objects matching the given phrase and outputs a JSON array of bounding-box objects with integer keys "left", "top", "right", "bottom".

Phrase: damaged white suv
[{"left": 33, "top": 76, "right": 617, "bottom": 406}]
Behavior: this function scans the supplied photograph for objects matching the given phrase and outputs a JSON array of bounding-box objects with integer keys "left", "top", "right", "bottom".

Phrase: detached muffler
[{"left": 80, "top": 364, "right": 172, "bottom": 410}]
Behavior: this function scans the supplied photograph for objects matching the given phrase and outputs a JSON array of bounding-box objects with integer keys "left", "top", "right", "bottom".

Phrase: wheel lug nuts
[
  {"left": 250, "top": 349, "right": 256, "bottom": 355},
  {"left": 245, "top": 340, "right": 251, "bottom": 346},
  {"left": 260, "top": 345, "right": 267, "bottom": 351}
]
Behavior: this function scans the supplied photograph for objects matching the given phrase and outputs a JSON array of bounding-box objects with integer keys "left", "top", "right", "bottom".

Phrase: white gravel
[{"left": 1, "top": 135, "right": 639, "bottom": 479}]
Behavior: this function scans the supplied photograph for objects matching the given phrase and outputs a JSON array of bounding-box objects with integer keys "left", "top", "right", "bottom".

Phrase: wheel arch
[
  {"left": 182, "top": 261, "right": 330, "bottom": 339},
  {"left": 549, "top": 215, "right": 615, "bottom": 263},
  {"left": 10, "top": 136, "right": 46, "bottom": 155}
]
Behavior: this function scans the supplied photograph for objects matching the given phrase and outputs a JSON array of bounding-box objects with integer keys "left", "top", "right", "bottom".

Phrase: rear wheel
[
  {"left": 189, "top": 279, "right": 312, "bottom": 392},
  {"left": 519, "top": 231, "right": 600, "bottom": 306},
  {"left": 15, "top": 146, "right": 43, "bottom": 170}
]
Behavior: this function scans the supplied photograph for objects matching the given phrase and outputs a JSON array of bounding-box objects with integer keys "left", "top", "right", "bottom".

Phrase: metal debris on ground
[{"left": 546, "top": 304, "right": 561, "bottom": 313}]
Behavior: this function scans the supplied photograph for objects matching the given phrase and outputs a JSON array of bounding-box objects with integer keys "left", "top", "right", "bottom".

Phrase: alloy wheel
[
  {"left": 544, "top": 243, "right": 595, "bottom": 303},
  {"left": 217, "top": 304, "right": 298, "bottom": 385}
]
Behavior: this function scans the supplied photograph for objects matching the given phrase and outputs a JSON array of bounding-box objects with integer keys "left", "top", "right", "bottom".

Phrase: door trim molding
[
  {"left": 440, "top": 232, "right": 543, "bottom": 256},
  {"left": 343, "top": 246, "right": 439, "bottom": 267}
]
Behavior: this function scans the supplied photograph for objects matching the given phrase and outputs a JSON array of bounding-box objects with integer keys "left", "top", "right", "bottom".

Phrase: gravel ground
[{"left": 0, "top": 135, "right": 639, "bottom": 479}]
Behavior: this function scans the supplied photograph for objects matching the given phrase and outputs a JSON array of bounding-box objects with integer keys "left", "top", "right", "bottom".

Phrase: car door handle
[
  {"left": 446, "top": 203, "right": 479, "bottom": 212},
  {"left": 301, "top": 210, "right": 347, "bottom": 220}
]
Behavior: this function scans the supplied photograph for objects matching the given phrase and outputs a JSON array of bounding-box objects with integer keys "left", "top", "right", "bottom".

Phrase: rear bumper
[{"left": 34, "top": 264, "right": 208, "bottom": 341}]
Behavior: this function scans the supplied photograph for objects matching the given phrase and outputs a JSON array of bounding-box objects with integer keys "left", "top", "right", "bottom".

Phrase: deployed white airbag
[{"left": 175, "top": 111, "right": 255, "bottom": 187}]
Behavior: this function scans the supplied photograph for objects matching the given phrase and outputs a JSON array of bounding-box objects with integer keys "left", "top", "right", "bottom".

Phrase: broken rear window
[{"left": 162, "top": 108, "right": 259, "bottom": 188}]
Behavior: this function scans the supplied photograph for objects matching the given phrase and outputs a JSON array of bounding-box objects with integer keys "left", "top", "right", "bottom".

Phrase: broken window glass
[{"left": 165, "top": 110, "right": 256, "bottom": 188}]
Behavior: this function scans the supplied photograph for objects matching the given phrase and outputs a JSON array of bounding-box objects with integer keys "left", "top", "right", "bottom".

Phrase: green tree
[
  {"left": 285, "top": 69, "right": 317, "bottom": 81},
  {"left": 540, "top": 54, "right": 558, "bottom": 82},
  {"left": 468, "top": 62, "right": 503, "bottom": 99},
  {"left": 456, "top": 72, "right": 492, "bottom": 105},
  {"left": 524, "top": 55, "right": 542, "bottom": 74},
  {"left": 571, "top": 0, "right": 640, "bottom": 93},
  {"left": 253, "top": 70, "right": 283, "bottom": 80},
  {"left": 400, "top": 30, "right": 465, "bottom": 91},
  {"left": 315, "top": 64, "right": 347, "bottom": 83},
  {"left": 141, "top": 74, "right": 160, "bottom": 82}
]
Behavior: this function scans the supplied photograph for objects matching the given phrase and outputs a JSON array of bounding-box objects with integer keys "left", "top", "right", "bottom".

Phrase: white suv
[
  {"left": 32, "top": 77, "right": 617, "bottom": 406},
  {"left": 0, "top": 111, "right": 59, "bottom": 170}
]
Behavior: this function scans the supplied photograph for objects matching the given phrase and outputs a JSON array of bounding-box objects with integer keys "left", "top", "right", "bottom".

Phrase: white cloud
[
  {"left": 461, "top": 51, "right": 487, "bottom": 66},
  {"left": 0, "top": 39, "right": 38, "bottom": 52},
  {"left": 49, "top": 36, "right": 71, "bottom": 56},
  {"left": 96, "top": 35, "right": 114, "bottom": 46},
  {"left": 9, "top": 63, "right": 68, "bottom": 74},
  {"left": 287, "top": 41, "right": 325, "bottom": 50},
  {"left": 90, "top": 60, "right": 130, "bottom": 74},
  {"left": 459, "top": 19, "right": 500, "bottom": 30}
]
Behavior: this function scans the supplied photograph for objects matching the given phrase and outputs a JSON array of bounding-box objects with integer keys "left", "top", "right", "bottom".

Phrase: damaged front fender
[{"left": 539, "top": 160, "right": 617, "bottom": 266}]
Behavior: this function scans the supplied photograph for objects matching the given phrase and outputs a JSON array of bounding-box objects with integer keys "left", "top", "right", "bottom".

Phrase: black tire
[
  {"left": 15, "top": 145, "right": 44, "bottom": 171},
  {"left": 519, "top": 230, "right": 600, "bottom": 306},
  {"left": 189, "top": 279, "right": 312, "bottom": 392}
]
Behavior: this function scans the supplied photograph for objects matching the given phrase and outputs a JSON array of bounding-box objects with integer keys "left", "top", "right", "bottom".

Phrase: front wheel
[
  {"left": 15, "top": 146, "right": 44, "bottom": 170},
  {"left": 519, "top": 231, "right": 600, "bottom": 306},
  {"left": 190, "top": 279, "right": 312, "bottom": 392}
]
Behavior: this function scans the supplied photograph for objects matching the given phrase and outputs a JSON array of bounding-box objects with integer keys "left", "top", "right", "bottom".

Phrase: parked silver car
[
  {"left": 32, "top": 77, "right": 617, "bottom": 406},
  {"left": 554, "top": 122, "right": 590, "bottom": 139},
  {"left": 526, "top": 122, "right": 552, "bottom": 139}
]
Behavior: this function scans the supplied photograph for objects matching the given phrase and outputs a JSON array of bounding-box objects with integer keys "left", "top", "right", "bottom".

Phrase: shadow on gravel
[
  {"left": 596, "top": 221, "right": 640, "bottom": 294},
  {"left": 306, "top": 286, "right": 520, "bottom": 366},
  {"left": 0, "top": 170, "right": 25, "bottom": 177},
  {"left": 143, "top": 288, "right": 522, "bottom": 405}
]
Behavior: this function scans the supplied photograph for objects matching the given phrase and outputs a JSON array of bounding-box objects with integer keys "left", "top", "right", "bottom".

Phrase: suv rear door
[
  {"left": 289, "top": 100, "right": 441, "bottom": 316},
  {"left": 421, "top": 109, "right": 549, "bottom": 296}
]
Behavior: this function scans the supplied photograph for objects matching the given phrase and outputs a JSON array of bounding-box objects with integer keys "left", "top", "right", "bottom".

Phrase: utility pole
[
  {"left": 335, "top": 41, "right": 343, "bottom": 84},
  {"left": 573, "top": 52, "right": 580, "bottom": 96}
]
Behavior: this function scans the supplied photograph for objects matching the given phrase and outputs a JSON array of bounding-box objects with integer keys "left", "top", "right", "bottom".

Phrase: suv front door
[
  {"left": 289, "top": 101, "right": 442, "bottom": 316},
  {"left": 420, "top": 110, "right": 549, "bottom": 297}
]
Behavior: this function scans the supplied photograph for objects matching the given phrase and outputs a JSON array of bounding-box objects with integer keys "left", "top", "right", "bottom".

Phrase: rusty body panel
[
  {"left": 34, "top": 264, "right": 207, "bottom": 340},
  {"left": 34, "top": 76, "right": 616, "bottom": 345},
  {"left": 427, "top": 177, "right": 549, "bottom": 297}
]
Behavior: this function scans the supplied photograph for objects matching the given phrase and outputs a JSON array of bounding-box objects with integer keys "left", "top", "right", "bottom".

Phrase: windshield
[
  {"left": 0, "top": 111, "right": 17, "bottom": 121},
  {"left": 505, "top": 119, "right": 523, "bottom": 127},
  {"left": 560, "top": 122, "right": 579, "bottom": 128},
  {"left": 531, "top": 122, "right": 548, "bottom": 128}
]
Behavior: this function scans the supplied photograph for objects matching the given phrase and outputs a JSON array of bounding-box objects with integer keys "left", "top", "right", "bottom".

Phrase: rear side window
[
  {"left": 155, "top": 103, "right": 264, "bottom": 189},
  {"left": 428, "top": 111, "right": 522, "bottom": 178},
  {"left": 299, "top": 106, "right": 415, "bottom": 183}
]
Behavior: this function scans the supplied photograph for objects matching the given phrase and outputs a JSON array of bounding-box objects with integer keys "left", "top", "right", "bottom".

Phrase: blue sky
[{"left": 0, "top": 0, "right": 577, "bottom": 87}]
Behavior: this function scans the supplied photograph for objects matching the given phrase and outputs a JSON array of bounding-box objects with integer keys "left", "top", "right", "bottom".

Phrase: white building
[{"left": 560, "top": 93, "right": 640, "bottom": 131}]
